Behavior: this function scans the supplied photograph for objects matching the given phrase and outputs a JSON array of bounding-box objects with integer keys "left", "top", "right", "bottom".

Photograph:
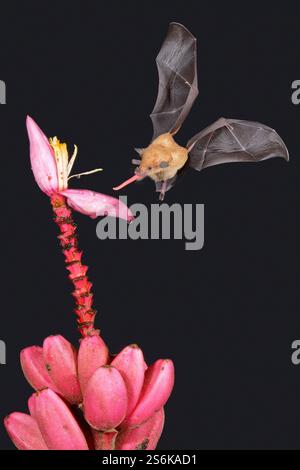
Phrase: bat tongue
[{"left": 113, "top": 174, "right": 141, "bottom": 191}]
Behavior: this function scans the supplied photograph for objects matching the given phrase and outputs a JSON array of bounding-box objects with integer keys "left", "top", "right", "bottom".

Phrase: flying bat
[{"left": 113, "top": 22, "right": 289, "bottom": 201}]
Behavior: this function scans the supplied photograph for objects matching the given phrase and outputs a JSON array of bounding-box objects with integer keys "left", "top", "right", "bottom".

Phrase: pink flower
[
  {"left": 26, "top": 116, "right": 133, "bottom": 222},
  {"left": 5, "top": 335, "right": 174, "bottom": 450}
]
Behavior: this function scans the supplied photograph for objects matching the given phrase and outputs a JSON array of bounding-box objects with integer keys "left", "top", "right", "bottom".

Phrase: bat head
[
  {"left": 113, "top": 133, "right": 188, "bottom": 192},
  {"left": 135, "top": 133, "right": 188, "bottom": 183},
  {"left": 135, "top": 146, "right": 171, "bottom": 181}
]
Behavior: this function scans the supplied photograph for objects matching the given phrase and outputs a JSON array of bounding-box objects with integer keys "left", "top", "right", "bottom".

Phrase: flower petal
[
  {"left": 43, "top": 335, "right": 82, "bottom": 404},
  {"left": 20, "top": 346, "right": 59, "bottom": 393},
  {"left": 111, "top": 344, "right": 145, "bottom": 417},
  {"left": 78, "top": 335, "right": 109, "bottom": 393},
  {"left": 116, "top": 408, "right": 165, "bottom": 450},
  {"left": 83, "top": 366, "right": 128, "bottom": 431},
  {"left": 26, "top": 115, "right": 58, "bottom": 195},
  {"left": 125, "top": 359, "right": 174, "bottom": 427},
  {"left": 34, "top": 389, "right": 88, "bottom": 450},
  {"left": 61, "top": 189, "right": 134, "bottom": 222},
  {"left": 4, "top": 412, "right": 48, "bottom": 450}
]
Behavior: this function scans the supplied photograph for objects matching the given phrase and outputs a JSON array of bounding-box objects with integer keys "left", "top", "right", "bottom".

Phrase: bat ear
[
  {"left": 134, "top": 148, "right": 144, "bottom": 156},
  {"left": 159, "top": 161, "right": 169, "bottom": 168}
]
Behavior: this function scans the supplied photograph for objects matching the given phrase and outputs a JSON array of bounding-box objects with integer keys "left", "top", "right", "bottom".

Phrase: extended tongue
[{"left": 113, "top": 174, "right": 141, "bottom": 191}]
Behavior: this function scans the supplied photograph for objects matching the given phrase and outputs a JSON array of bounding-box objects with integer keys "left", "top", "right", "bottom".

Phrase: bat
[{"left": 113, "top": 22, "right": 289, "bottom": 201}]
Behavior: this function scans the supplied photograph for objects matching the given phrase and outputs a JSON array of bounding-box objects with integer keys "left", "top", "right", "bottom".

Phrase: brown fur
[{"left": 137, "top": 133, "right": 188, "bottom": 182}]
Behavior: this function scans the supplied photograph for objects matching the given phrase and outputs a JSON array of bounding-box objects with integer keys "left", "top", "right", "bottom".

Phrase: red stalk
[{"left": 50, "top": 193, "right": 98, "bottom": 338}]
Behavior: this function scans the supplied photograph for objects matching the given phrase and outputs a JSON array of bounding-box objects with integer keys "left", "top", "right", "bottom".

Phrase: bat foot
[{"left": 158, "top": 180, "right": 167, "bottom": 202}]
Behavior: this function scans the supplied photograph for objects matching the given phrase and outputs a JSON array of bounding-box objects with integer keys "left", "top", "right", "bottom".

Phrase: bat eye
[
  {"left": 148, "top": 166, "right": 152, "bottom": 170},
  {"left": 159, "top": 161, "right": 169, "bottom": 169}
]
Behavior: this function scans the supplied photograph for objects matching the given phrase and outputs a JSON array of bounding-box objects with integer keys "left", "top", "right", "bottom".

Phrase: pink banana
[
  {"left": 111, "top": 344, "right": 145, "bottom": 416},
  {"left": 126, "top": 359, "right": 174, "bottom": 427},
  {"left": 34, "top": 389, "right": 89, "bottom": 450},
  {"left": 116, "top": 408, "right": 165, "bottom": 450},
  {"left": 78, "top": 335, "right": 109, "bottom": 392},
  {"left": 4, "top": 412, "right": 48, "bottom": 450},
  {"left": 83, "top": 366, "right": 128, "bottom": 431},
  {"left": 20, "top": 346, "right": 59, "bottom": 393},
  {"left": 43, "top": 335, "right": 82, "bottom": 404}
]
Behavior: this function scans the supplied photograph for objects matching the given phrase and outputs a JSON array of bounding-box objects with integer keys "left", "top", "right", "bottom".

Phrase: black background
[{"left": 0, "top": 0, "right": 299, "bottom": 450}]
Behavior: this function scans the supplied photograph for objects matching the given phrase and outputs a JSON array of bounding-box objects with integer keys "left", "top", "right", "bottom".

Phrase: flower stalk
[{"left": 51, "top": 193, "right": 97, "bottom": 337}]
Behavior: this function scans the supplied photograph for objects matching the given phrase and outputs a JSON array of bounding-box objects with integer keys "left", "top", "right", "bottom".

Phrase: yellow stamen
[
  {"left": 68, "top": 168, "right": 103, "bottom": 181},
  {"left": 49, "top": 136, "right": 103, "bottom": 190},
  {"left": 49, "top": 137, "right": 69, "bottom": 191},
  {"left": 67, "top": 144, "right": 78, "bottom": 176}
]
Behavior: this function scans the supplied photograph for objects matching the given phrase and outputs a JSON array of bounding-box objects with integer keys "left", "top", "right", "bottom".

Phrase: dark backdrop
[{"left": 0, "top": 0, "right": 299, "bottom": 450}]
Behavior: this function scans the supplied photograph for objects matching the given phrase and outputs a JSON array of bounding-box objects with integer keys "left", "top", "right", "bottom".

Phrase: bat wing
[
  {"left": 187, "top": 118, "right": 289, "bottom": 171},
  {"left": 150, "top": 22, "right": 198, "bottom": 140}
]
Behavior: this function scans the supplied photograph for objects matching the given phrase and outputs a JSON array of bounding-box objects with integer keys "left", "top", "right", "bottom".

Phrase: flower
[
  {"left": 5, "top": 335, "right": 175, "bottom": 450},
  {"left": 26, "top": 116, "right": 133, "bottom": 222}
]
